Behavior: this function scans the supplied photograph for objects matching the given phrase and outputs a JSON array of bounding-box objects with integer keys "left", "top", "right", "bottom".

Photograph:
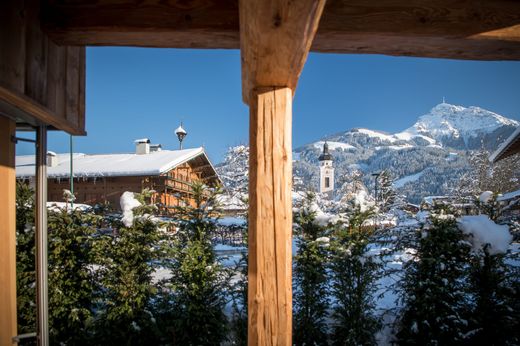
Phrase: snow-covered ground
[
  {"left": 393, "top": 170, "right": 426, "bottom": 189},
  {"left": 313, "top": 141, "right": 356, "bottom": 151}
]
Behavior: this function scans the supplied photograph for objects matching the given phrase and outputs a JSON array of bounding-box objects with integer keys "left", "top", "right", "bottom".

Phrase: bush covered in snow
[{"left": 293, "top": 192, "right": 330, "bottom": 345}]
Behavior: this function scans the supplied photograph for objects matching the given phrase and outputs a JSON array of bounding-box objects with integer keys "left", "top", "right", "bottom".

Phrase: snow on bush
[
  {"left": 457, "top": 215, "right": 512, "bottom": 255},
  {"left": 479, "top": 191, "right": 493, "bottom": 203},
  {"left": 120, "top": 191, "right": 141, "bottom": 227}
]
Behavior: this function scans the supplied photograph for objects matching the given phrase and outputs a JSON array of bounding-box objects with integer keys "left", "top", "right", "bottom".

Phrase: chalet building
[{"left": 16, "top": 139, "right": 220, "bottom": 213}]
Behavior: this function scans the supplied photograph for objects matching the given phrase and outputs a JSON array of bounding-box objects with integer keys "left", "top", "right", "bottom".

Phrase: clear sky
[{"left": 18, "top": 47, "right": 520, "bottom": 163}]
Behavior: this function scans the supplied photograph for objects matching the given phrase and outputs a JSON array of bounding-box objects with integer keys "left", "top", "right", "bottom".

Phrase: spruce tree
[
  {"left": 465, "top": 197, "right": 519, "bottom": 345},
  {"left": 95, "top": 190, "right": 164, "bottom": 345},
  {"left": 230, "top": 221, "right": 248, "bottom": 346},
  {"left": 15, "top": 182, "right": 37, "bottom": 337},
  {"left": 167, "top": 183, "right": 229, "bottom": 345},
  {"left": 377, "top": 170, "right": 397, "bottom": 212},
  {"left": 293, "top": 192, "right": 330, "bottom": 346},
  {"left": 330, "top": 206, "right": 381, "bottom": 346},
  {"left": 396, "top": 206, "right": 472, "bottom": 345},
  {"left": 47, "top": 206, "right": 101, "bottom": 345},
  {"left": 466, "top": 248, "right": 518, "bottom": 345}
]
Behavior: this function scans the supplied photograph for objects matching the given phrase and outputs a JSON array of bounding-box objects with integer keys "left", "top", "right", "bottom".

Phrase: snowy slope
[
  {"left": 397, "top": 102, "right": 518, "bottom": 149},
  {"left": 217, "top": 103, "right": 518, "bottom": 204}
]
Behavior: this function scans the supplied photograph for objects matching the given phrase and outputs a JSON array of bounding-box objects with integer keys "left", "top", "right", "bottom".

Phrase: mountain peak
[
  {"left": 429, "top": 102, "right": 465, "bottom": 114},
  {"left": 404, "top": 103, "right": 518, "bottom": 147}
]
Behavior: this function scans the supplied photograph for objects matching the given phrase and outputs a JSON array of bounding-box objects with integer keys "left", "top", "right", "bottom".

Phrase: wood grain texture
[
  {"left": 41, "top": 0, "right": 520, "bottom": 60},
  {"left": 0, "top": 85, "right": 86, "bottom": 135},
  {"left": 248, "top": 87, "right": 293, "bottom": 346},
  {"left": 46, "top": 41, "right": 67, "bottom": 119},
  {"left": 239, "top": 0, "right": 326, "bottom": 103},
  {"left": 0, "top": 0, "right": 87, "bottom": 135},
  {"left": 25, "top": 0, "right": 49, "bottom": 105},
  {"left": 65, "top": 47, "right": 80, "bottom": 126},
  {"left": 0, "top": 0, "right": 26, "bottom": 92},
  {"left": 0, "top": 116, "right": 18, "bottom": 346}
]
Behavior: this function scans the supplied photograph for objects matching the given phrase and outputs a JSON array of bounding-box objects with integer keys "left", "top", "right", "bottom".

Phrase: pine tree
[
  {"left": 230, "top": 220, "right": 248, "bottom": 346},
  {"left": 293, "top": 192, "right": 330, "bottom": 346},
  {"left": 167, "top": 183, "right": 229, "bottom": 345},
  {"left": 377, "top": 170, "right": 397, "bottom": 212},
  {"left": 329, "top": 206, "right": 381, "bottom": 346},
  {"left": 15, "top": 181, "right": 37, "bottom": 337},
  {"left": 47, "top": 206, "right": 101, "bottom": 345},
  {"left": 397, "top": 206, "right": 472, "bottom": 345},
  {"left": 465, "top": 198, "right": 519, "bottom": 345},
  {"left": 95, "top": 189, "right": 164, "bottom": 345},
  {"left": 466, "top": 248, "right": 518, "bottom": 345}
]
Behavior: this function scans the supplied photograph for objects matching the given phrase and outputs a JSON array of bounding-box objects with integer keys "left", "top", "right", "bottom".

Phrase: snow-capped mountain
[
  {"left": 397, "top": 103, "right": 518, "bottom": 150},
  {"left": 217, "top": 103, "right": 518, "bottom": 204}
]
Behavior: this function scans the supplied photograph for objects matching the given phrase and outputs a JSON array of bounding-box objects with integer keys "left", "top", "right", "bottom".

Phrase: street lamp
[
  {"left": 372, "top": 172, "right": 381, "bottom": 202},
  {"left": 174, "top": 123, "right": 187, "bottom": 149}
]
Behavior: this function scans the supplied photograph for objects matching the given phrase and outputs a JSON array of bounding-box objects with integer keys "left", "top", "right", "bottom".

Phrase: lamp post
[
  {"left": 372, "top": 172, "right": 381, "bottom": 203},
  {"left": 174, "top": 123, "right": 187, "bottom": 149}
]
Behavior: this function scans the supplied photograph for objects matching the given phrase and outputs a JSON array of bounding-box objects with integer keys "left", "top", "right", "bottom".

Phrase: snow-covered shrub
[
  {"left": 293, "top": 192, "right": 330, "bottom": 345},
  {"left": 47, "top": 204, "right": 102, "bottom": 345},
  {"left": 458, "top": 214, "right": 518, "bottom": 345},
  {"left": 329, "top": 206, "right": 382, "bottom": 345},
  {"left": 396, "top": 205, "right": 472, "bottom": 345},
  {"left": 229, "top": 221, "right": 248, "bottom": 346},
  {"left": 94, "top": 190, "right": 165, "bottom": 345},
  {"left": 15, "top": 182, "right": 36, "bottom": 336},
  {"left": 163, "top": 182, "right": 230, "bottom": 345}
]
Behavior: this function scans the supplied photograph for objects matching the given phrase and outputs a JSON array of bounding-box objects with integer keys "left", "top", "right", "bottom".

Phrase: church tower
[{"left": 319, "top": 142, "right": 334, "bottom": 197}]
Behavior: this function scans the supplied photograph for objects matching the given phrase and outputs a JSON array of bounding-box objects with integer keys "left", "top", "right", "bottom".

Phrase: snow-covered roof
[
  {"left": 497, "top": 189, "right": 520, "bottom": 202},
  {"left": 16, "top": 147, "right": 212, "bottom": 179},
  {"left": 489, "top": 126, "right": 520, "bottom": 163}
]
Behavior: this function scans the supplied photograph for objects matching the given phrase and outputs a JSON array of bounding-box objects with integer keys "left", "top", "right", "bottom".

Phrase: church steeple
[
  {"left": 318, "top": 141, "right": 334, "bottom": 197},
  {"left": 318, "top": 141, "right": 333, "bottom": 161}
]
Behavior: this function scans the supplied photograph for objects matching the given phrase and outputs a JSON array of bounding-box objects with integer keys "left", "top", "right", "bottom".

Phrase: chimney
[
  {"left": 47, "top": 151, "right": 58, "bottom": 167},
  {"left": 134, "top": 138, "right": 150, "bottom": 154},
  {"left": 150, "top": 144, "right": 162, "bottom": 152}
]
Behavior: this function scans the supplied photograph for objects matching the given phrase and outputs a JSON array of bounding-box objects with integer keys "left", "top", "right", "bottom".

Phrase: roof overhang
[{"left": 490, "top": 126, "right": 520, "bottom": 163}]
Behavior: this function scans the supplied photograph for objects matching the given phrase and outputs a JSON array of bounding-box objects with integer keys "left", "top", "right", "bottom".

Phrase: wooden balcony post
[
  {"left": 248, "top": 87, "right": 293, "bottom": 346},
  {"left": 239, "top": 1, "right": 325, "bottom": 344},
  {"left": 0, "top": 115, "right": 17, "bottom": 345}
]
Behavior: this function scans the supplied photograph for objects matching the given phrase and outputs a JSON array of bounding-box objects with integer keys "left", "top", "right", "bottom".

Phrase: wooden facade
[
  {"left": 44, "top": 161, "right": 216, "bottom": 212},
  {"left": 2, "top": 0, "right": 520, "bottom": 344},
  {"left": 0, "top": 0, "right": 86, "bottom": 135}
]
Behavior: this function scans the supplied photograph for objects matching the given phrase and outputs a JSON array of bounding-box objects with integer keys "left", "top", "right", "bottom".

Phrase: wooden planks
[
  {"left": 0, "top": 0, "right": 26, "bottom": 93},
  {"left": 0, "top": 116, "right": 18, "bottom": 346},
  {"left": 41, "top": 0, "right": 520, "bottom": 60},
  {"left": 0, "top": 0, "right": 86, "bottom": 135},
  {"left": 248, "top": 87, "right": 293, "bottom": 346},
  {"left": 0, "top": 85, "right": 86, "bottom": 135}
]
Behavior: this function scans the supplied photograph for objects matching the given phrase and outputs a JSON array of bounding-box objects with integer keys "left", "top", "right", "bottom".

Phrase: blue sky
[{"left": 18, "top": 47, "right": 520, "bottom": 162}]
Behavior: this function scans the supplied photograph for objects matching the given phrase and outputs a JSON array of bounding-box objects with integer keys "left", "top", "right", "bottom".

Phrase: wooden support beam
[
  {"left": 240, "top": 1, "right": 324, "bottom": 344},
  {"left": 0, "top": 115, "right": 18, "bottom": 345},
  {"left": 248, "top": 87, "right": 293, "bottom": 346},
  {"left": 41, "top": 0, "right": 520, "bottom": 61},
  {"left": 239, "top": 0, "right": 326, "bottom": 104}
]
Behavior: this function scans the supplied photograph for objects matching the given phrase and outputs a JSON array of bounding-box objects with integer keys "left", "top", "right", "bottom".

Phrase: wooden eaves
[{"left": 43, "top": 0, "right": 520, "bottom": 60}]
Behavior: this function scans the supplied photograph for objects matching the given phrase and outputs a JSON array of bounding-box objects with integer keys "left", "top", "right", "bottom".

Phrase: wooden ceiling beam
[{"left": 42, "top": 0, "right": 520, "bottom": 60}]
